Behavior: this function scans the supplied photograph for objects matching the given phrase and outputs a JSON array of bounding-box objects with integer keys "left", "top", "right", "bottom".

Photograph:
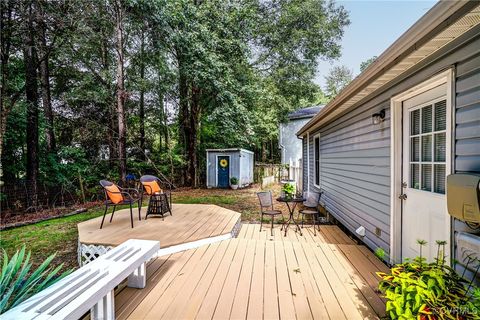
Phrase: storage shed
[{"left": 206, "top": 149, "right": 254, "bottom": 188}]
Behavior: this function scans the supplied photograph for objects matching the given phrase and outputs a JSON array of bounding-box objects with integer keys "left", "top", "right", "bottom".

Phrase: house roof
[
  {"left": 297, "top": 1, "right": 480, "bottom": 137},
  {"left": 287, "top": 105, "right": 324, "bottom": 120}
]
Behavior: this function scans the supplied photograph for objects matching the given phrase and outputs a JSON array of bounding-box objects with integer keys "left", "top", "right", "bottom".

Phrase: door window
[{"left": 409, "top": 100, "right": 446, "bottom": 194}]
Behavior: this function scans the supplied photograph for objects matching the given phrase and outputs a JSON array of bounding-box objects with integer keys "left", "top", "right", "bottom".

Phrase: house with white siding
[
  {"left": 298, "top": 1, "right": 480, "bottom": 281},
  {"left": 279, "top": 106, "right": 322, "bottom": 187}
]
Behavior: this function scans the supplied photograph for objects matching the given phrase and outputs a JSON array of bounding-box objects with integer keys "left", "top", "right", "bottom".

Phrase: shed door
[
  {"left": 401, "top": 84, "right": 450, "bottom": 262},
  {"left": 217, "top": 156, "right": 230, "bottom": 188}
]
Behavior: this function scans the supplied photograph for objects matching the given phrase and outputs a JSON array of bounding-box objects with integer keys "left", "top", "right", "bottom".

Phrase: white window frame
[
  {"left": 313, "top": 133, "right": 321, "bottom": 189},
  {"left": 389, "top": 69, "right": 453, "bottom": 264}
]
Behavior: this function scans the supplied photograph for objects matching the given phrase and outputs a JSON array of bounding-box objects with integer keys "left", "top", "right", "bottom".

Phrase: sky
[{"left": 314, "top": 0, "right": 438, "bottom": 88}]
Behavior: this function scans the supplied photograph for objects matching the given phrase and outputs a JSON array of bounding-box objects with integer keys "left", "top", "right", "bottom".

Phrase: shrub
[
  {"left": 377, "top": 240, "right": 480, "bottom": 319},
  {"left": 230, "top": 177, "right": 239, "bottom": 185},
  {"left": 0, "top": 246, "right": 72, "bottom": 314}
]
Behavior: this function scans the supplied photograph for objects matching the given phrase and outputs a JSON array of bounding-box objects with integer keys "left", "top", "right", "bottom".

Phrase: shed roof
[
  {"left": 287, "top": 105, "right": 324, "bottom": 120},
  {"left": 206, "top": 148, "right": 254, "bottom": 154},
  {"left": 297, "top": 1, "right": 480, "bottom": 136}
]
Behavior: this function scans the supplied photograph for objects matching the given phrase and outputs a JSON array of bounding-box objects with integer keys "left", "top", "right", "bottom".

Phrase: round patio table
[{"left": 276, "top": 196, "right": 305, "bottom": 237}]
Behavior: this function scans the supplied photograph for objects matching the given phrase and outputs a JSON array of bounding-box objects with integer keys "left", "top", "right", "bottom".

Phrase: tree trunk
[
  {"left": 35, "top": 0, "right": 55, "bottom": 154},
  {"left": 188, "top": 85, "right": 201, "bottom": 187},
  {"left": 261, "top": 141, "right": 267, "bottom": 162},
  {"left": 139, "top": 30, "right": 145, "bottom": 160},
  {"left": 23, "top": 0, "right": 39, "bottom": 193},
  {"left": 114, "top": 0, "right": 126, "bottom": 183},
  {"left": 177, "top": 55, "right": 189, "bottom": 186},
  {"left": 0, "top": 0, "right": 16, "bottom": 185}
]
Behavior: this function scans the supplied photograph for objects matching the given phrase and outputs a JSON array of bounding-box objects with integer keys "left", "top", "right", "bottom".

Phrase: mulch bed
[{"left": 0, "top": 201, "right": 101, "bottom": 230}]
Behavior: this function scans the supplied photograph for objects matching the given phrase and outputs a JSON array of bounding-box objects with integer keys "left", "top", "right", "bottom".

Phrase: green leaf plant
[
  {"left": 0, "top": 246, "right": 72, "bottom": 314},
  {"left": 377, "top": 240, "right": 480, "bottom": 319},
  {"left": 282, "top": 183, "right": 295, "bottom": 197}
]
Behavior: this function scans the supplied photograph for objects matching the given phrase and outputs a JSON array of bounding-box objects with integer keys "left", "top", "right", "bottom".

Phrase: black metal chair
[
  {"left": 257, "top": 191, "right": 284, "bottom": 236},
  {"left": 299, "top": 190, "right": 323, "bottom": 236},
  {"left": 140, "top": 175, "right": 172, "bottom": 219},
  {"left": 99, "top": 180, "right": 141, "bottom": 229}
]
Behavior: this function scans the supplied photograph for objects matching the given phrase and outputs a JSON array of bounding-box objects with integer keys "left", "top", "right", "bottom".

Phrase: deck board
[
  {"left": 78, "top": 204, "right": 240, "bottom": 247},
  {"left": 113, "top": 223, "right": 387, "bottom": 319}
]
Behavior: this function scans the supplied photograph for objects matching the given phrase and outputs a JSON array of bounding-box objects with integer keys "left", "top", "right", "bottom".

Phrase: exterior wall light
[{"left": 372, "top": 109, "right": 386, "bottom": 125}]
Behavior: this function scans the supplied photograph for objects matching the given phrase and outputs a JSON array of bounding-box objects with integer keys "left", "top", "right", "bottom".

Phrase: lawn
[{"left": 0, "top": 184, "right": 284, "bottom": 271}]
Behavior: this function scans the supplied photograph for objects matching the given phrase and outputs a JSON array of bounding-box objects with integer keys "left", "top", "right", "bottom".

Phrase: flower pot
[{"left": 231, "top": 184, "right": 239, "bottom": 190}]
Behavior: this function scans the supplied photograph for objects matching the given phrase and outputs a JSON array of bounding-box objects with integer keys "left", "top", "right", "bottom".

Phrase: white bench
[{"left": 1, "top": 239, "right": 159, "bottom": 320}]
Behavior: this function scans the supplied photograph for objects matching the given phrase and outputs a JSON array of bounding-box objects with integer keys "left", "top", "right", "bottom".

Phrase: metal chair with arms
[
  {"left": 299, "top": 190, "right": 323, "bottom": 236},
  {"left": 257, "top": 191, "right": 284, "bottom": 236},
  {"left": 99, "top": 180, "right": 142, "bottom": 229}
]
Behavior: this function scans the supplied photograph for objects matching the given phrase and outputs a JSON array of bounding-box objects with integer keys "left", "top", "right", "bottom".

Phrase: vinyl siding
[
  {"left": 455, "top": 52, "right": 480, "bottom": 174},
  {"left": 302, "top": 25, "right": 480, "bottom": 260},
  {"left": 306, "top": 103, "right": 391, "bottom": 254},
  {"left": 453, "top": 50, "right": 480, "bottom": 281}
]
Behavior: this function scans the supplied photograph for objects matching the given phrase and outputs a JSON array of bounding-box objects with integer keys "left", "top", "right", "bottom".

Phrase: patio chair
[
  {"left": 299, "top": 190, "right": 323, "bottom": 236},
  {"left": 257, "top": 191, "right": 284, "bottom": 236},
  {"left": 140, "top": 175, "right": 172, "bottom": 219},
  {"left": 99, "top": 180, "right": 141, "bottom": 229}
]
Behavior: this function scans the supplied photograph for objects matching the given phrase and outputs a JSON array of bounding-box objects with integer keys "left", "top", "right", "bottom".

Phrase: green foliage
[
  {"left": 0, "top": 246, "right": 72, "bottom": 314},
  {"left": 324, "top": 65, "right": 353, "bottom": 100},
  {"left": 375, "top": 247, "right": 386, "bottom": 260},
  {"left": 1, "top": 0, "right": 350, "bottom": 190},
  {"left": 230, "top": 177, "right": 239, "bottom": 185},
  {"left": 282, "top": 182, "right": 295, "bottom": 196},
  {"left": 377, "top": 241, "right": 480, "bottom": 319},
  {"left": 360, "top": 56, "right": 377, "bottom": 73}
]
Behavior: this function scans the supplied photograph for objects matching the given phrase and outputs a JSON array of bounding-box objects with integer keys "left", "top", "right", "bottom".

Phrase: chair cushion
[
  {"left": 142, "top": 180, "right": 162, "bottom": 195},
  {"left": 300, "top": 209, "right": 318, "bottom": 215},
  {"left": 105, "top": 184, "right": 123, "bottom": 204},
  {"left": 263, "top": 210, "right": 282, "bottom": 215}
]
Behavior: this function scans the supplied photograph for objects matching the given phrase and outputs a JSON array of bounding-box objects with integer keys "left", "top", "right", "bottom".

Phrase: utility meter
[{"left": 446, "top": 174, "right": 480, "bottom": 223}]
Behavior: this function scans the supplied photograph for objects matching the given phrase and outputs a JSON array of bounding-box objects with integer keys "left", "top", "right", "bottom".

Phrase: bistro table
[{"left": 276, "top": 196, "right": 306, "bottom": 236}]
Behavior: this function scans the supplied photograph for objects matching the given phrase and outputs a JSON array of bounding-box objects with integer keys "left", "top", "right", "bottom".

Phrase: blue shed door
[{"left": 217, "top": 156, "right": 230, "bottom": 188}]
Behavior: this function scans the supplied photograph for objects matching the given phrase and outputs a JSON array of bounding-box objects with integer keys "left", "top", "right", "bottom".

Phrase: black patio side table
[
  {"left": 146, "top": 193, "right": 172, "bottom": 220},
  {"left": 276, "top": 196, "right": 305, "bottom": 237}
]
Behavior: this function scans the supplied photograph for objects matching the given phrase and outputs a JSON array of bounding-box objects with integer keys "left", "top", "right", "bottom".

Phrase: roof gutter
[{"left": 297, "top": 0, "right": 477, "bottom": 137}]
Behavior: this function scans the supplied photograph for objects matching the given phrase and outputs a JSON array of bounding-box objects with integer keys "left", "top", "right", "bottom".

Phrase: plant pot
[{"left": 231, "top": 184, "right": 239, "bottom": 190}]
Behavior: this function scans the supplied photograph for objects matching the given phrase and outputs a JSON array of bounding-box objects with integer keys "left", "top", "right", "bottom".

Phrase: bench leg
[
  {"left": 127, "top": 262, "right": 146, "bottom": 288},
  {"left": 91, "top": 289, "right": 115, "bottom": 320}
]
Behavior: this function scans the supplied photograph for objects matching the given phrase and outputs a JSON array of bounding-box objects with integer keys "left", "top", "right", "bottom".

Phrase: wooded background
[{"left": 0, "top": 0, "right": 350, "bottom": 210}]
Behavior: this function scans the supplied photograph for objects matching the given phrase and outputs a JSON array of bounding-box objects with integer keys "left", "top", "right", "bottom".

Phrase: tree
[
  {"left": 0, "top": 0, "right": 351, "bottom": 202},
  {"left": 324, "top": 65, "right": 353, "bottom": 99},
  {"left": 22, "top": 0, "right": 40, "bottom": 192},
  {"left": 360, "top": 56, "right": 377, "bottom": 73},
  {"left": 113, "top": 0, "right": 127, "bottom": 183}
]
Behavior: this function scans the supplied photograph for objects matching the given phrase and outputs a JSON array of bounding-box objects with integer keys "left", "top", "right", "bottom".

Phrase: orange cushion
[
  {"left": 105, "top": 184, "right": 123, "bottom": 204},
  {"left": 142, "top": 181, "right": 162, "bottom": 195}
]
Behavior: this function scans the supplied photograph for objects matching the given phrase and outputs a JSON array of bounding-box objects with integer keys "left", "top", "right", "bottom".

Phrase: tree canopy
[{"left": 0, "top": 0, "right": 349, "bottom": 203}]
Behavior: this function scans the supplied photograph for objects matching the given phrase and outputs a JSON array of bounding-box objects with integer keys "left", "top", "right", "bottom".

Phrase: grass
[
  {"left": 173, "top": 195, "right": 237, "bottom": 205},
  {"left": 0, "top": 184, "right": 285, "bottom": 271},
  {"left": 0, "top": 204, "right": 136, "bottom": 271}
]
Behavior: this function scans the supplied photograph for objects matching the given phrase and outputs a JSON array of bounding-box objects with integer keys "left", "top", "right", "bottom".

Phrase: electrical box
[{"left": 447, "top": 174, "right": 480, "bottom": 223}]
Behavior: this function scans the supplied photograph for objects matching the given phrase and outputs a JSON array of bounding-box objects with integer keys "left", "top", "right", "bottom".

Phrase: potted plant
[
  {"left": 230, "top": 177, "right": 239, "bottom": 190},
  {"left": 282, "top": 182, "right": 296, "bottom": 199}
]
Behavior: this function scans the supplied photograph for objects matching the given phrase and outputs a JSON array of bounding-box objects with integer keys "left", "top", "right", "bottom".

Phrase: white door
[{"left": 401, "top": 84, "right": 450, "bottom": 262}]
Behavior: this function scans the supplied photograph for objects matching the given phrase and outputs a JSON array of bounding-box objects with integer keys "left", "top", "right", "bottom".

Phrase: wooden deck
[
  {"left": 77, "top": 204, "right": 241, "bottom": 247},
  {"left": 114, "top": 224, "right": 388, "bottom": 319}
]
